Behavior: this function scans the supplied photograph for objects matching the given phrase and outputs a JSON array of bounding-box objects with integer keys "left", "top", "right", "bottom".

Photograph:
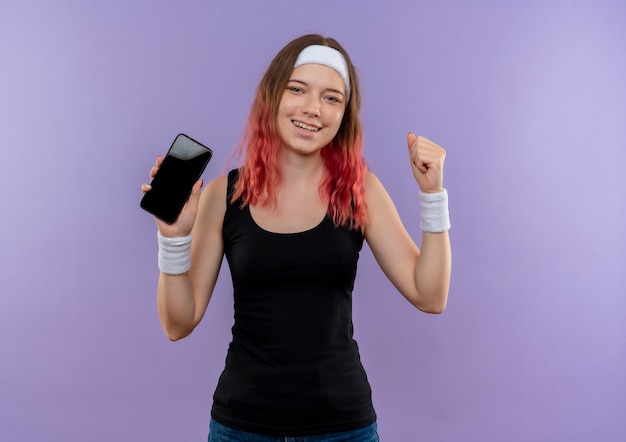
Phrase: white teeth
[{"left": 292, "top": 120, "right": 320, "bottom": 132}]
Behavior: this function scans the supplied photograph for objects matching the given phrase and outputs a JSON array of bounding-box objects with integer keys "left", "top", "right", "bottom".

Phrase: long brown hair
[{"left": 231, "top": 34, "right": 368, "bottom": 228}]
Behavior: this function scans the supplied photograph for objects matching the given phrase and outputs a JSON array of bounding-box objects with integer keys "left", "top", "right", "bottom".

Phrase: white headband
[{"left": 294, "top": 45, "right": 351, "bottom": 100}]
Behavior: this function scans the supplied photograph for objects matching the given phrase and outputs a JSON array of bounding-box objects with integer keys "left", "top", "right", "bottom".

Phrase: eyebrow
[{"left": 287, "top": 79, "right": 345, "bottom": 97}]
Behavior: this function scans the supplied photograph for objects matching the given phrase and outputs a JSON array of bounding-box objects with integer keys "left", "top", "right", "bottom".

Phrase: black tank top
[{"left": 210, "top": 169, "right": 376, "bottom": 436}]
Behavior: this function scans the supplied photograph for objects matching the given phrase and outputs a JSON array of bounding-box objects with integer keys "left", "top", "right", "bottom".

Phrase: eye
[
  {"left": 324, "top": 95, "right": 341, "bottom": 104},
  {"left": 288, "top": 86, "right": 303, "bottom": 94}
]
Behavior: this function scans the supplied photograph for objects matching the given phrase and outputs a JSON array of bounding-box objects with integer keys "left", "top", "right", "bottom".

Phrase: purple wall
[{"left": 1, "top": 1, "right": 625, "bottom": 441}]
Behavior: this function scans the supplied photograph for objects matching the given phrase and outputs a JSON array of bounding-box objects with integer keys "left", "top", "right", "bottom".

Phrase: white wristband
[
  {"left": 157, "top": 231, "right": 192, "bottom": 275},
  {"left": 419, "top": 189, "right": 451, "bottom": 233}
]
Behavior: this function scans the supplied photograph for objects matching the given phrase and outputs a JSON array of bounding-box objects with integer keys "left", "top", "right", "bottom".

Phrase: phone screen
[{"left": 140, "top": 134, "right": 213, "bottom": 224}]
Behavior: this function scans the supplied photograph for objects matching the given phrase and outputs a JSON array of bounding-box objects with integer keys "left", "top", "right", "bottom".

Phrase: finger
[
  {"left": 407, "top": 132, "right": 428, "bottom": 173},
  {"left": 186, "top": 179, "right": 204, "bottom": 207},
  {"left": 417, "top": 158, "right": 429, "bottom": 174},
  {"left": 148, "top": 157, "right": 162, "bottom": 181},
  {"left": 407, "top": 132, "right": 417, "bottom": 150},
  {"left": 192, "top": 179, "right": 203, "bottom": 195},
  {"left": 194, "top": 179, "right": 204, "bottom": 198},
  {"left": 418, "top": 144, "right": 446, "bottom": 169},
  {"left": 141, "top": 183, "right": 152, "bottom": 194}
]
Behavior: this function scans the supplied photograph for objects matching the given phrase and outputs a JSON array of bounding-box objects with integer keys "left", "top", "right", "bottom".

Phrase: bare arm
[
  {"left": 364, "top": 133, "right": 451, "bottom": 313},
  {"left": 364, "top": 173, "right": 451, "bottom": 312},
  {"left": 155, "top": 175, "right": 228, "bottom": 340}
]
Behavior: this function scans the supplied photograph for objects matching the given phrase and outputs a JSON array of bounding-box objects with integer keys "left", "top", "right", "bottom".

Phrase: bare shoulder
[
  {"left": 364, "top": 170, "right": 394, "bottom": 210},
  {"left": 203, "top": 174, "right": 229, "bottom": 201},
  {"left": 364, "top": 170, "right": 382, "bottom": 190},
  {"left": 196, "top": 174, "right": 229, "bottom": 228},
  {"left": 363, "top": 171, "right": 401, "bottom": 236}
]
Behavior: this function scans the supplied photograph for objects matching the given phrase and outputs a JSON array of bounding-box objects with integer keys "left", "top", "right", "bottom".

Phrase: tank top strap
[{"left": 226, "top": 168, "right": 241, "bottom": 207}]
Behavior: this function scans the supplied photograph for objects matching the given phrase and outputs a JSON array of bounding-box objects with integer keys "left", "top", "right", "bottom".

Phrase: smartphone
[{"left": 140, "top": 133, "right": 213, "bottom": 224}]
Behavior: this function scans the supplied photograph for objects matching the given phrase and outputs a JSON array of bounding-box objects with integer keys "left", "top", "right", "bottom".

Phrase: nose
[{"left": 302, "top": 95, "right": 321, "bottom": 117}]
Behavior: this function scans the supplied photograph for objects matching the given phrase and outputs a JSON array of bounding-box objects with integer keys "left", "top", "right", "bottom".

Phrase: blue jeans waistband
[{"left": 208, "top": 419, "right": 379, "bottom": 442}]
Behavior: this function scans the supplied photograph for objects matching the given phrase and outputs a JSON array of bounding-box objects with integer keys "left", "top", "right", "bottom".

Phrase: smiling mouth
[{"left": 292, "top": 120, "right": 321, "bottom": 132}]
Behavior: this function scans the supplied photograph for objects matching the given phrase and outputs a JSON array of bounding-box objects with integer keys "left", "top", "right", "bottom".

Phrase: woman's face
[{"left": 276, "top": 63, "right": 346, "bottom": 157}]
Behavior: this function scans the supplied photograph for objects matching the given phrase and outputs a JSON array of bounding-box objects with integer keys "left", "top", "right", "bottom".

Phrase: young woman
[{"left": 142, "top": 33, "right": 451, "bottom": 441}]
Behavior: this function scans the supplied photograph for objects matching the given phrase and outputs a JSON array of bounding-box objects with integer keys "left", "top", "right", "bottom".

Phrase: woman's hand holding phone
[{"left": 141, "top": 155, "right": 203, "bottom": 238}]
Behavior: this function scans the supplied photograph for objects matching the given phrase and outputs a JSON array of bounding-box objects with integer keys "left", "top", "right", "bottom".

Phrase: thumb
[
  {"left": 407, "top": 132, "right": 417, "bottom": 149},
  {"left": 188, "top": 179, "right": 203, "bottom": 204}
]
